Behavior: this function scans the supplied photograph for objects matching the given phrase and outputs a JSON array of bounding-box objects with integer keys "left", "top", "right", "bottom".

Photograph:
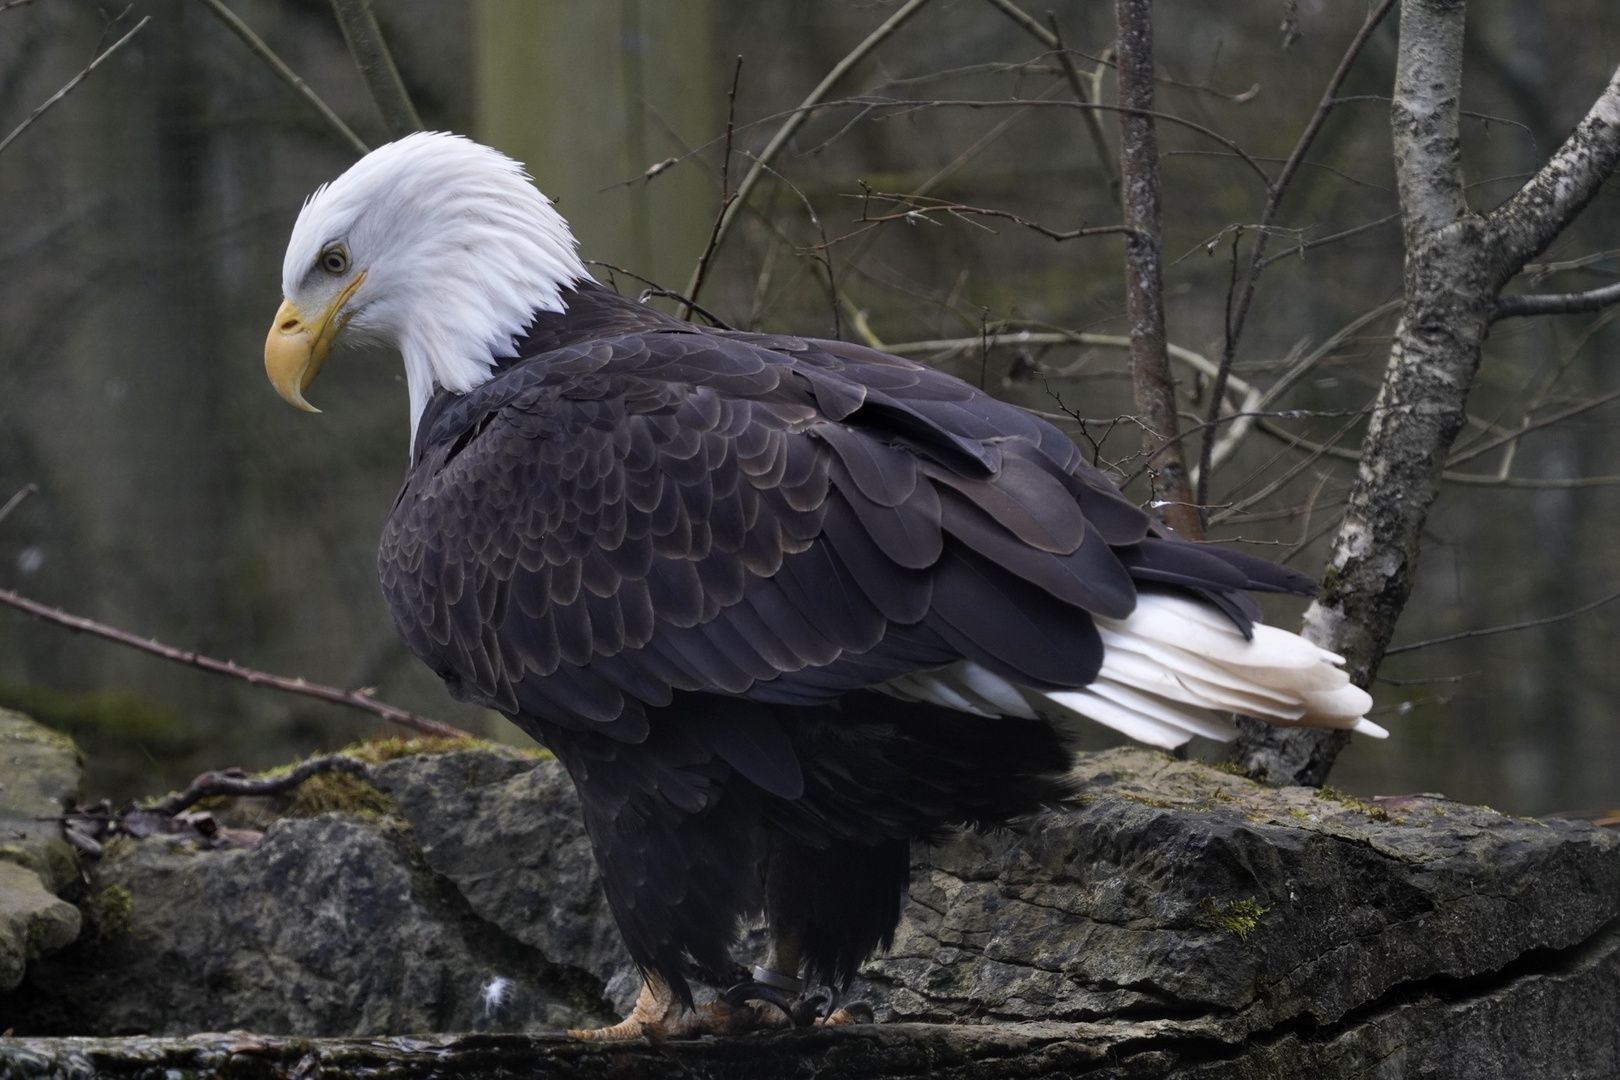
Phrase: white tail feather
[{"left": 874, "top": 592, "right": 1379, "bottom": 750}]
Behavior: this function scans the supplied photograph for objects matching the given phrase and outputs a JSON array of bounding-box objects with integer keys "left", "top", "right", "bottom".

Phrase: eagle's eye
[{"left": 320, "top": 246, "right": 350, "bottom": 275}]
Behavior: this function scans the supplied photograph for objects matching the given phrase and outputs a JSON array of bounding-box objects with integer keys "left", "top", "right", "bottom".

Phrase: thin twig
[
  {"left": 1209, "top": 414, "right": 1357, "bottom": 526},
  {"left": 1494, "top": 280, "right": 1620, "bottom": 319},
  {"left": 639, "top": 288, "right": 731, "bottom": 329},
  {"left": 1206, "top": 299, "right": 1402, "bottom": 473},
  {"left": 1194, "top": 0, "right": 1399, "bottom": 522},
  {"left": 1259, "top": 212, "right": 1401, "bottom": 270},
  {"left": 879, "top": 330, "right": 1234, "bottom": 397},
  {"left": 0, "top": 484, "right": 35, "bottom": 528},
  {"left": 1439, "top": 472, "right": 1620, "bottom": 489},
  {"left": 143, "top": 754, "right": 372, "bottom": 817},
  {"left": 327, "top": 0, "right": 422, "bottom": 139},
  {"left": 1444, "top": 383, "right": 1620, "bottom": 468},
  {"left": 1046, "top": 15, "right": 1121, "bottom": 208},
  {"left": 826, "top": 191, "right": 1136, "bottom": 246},
  {"left": 1, "top": 0, "right": 39, "bottom": 12},
  {"left": 1253, "top": 417, "right": 1620, "bottom": 488},
  {"left": 194, "top": 0, "right": 368, "bottom": 156},
  {"left": 863, "top": 97, "right": 1272, "bottom": 187},
  {"left": 0, "top": 587, "right": 472, "bottom": 739},
  {"left": 683, "top": 0, "right": 934, "bottom": 305},
  {"left": 0, "top": 16, "right": 150, "bottom": 159},
  {"left": 682, "top": 56, "right": 744, "bottom": 320},
  {"left": 584, "top": 261, "right": 733, "bottom": 328},
  {"left": 1385, "top": 584, "right": 1620, "bottom": 656},
  {"left": 985, "top": 0, "right": 1253, "bottom": 103},
  {"left": 1523, "top": 246, "right": 1620, "bottom": 281}
]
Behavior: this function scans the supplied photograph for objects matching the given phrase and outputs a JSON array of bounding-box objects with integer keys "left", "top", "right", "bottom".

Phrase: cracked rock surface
[
  {"left": 1, "top": 740, "right": 1616, "bottom": 1078},
  {"left": 854, "top": 749, "right": 1620, "bottom": 1043}
]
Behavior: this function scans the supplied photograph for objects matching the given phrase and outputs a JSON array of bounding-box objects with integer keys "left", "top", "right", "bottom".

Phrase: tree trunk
[
  {"left": 1234, "top": 1, "right": 1620, "bottom": 786},
  {"left": 1114, "top": 0, "right": 1201, "bottom": 540}
]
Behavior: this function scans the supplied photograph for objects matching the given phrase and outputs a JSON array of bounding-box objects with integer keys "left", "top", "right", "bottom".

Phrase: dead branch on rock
[{"left": 143, "top": 754, "right": 372, "bottom": 817}]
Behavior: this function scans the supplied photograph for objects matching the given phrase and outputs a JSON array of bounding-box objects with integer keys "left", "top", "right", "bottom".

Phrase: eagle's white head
[{"left": 265, "top": 132, "right": 589, "bottom": 441}]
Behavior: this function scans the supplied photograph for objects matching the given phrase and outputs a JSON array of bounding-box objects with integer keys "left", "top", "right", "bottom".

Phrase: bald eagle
[{"left": 265, "top": 132, "right": 1380, "bottom": 1038}]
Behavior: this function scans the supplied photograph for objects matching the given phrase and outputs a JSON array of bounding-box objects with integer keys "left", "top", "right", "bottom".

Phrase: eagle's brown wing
[{"left": 379, "top": 317, "right": 1308, "bottom": 753}]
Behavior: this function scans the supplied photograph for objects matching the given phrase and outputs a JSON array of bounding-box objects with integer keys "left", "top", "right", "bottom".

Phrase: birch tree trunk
[{"left": 1234, "top": 0, "right": 1620, "bottom": 785}]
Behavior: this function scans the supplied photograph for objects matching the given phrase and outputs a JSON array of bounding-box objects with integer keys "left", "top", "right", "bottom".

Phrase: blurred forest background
[{"left": 0, "top": 0, "right": 1617, "bottom": 816}]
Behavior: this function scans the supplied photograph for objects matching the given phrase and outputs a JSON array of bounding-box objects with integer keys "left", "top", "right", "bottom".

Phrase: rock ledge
[{"left": 0, "top": 737, "right": 1615, "bottom": 1078}]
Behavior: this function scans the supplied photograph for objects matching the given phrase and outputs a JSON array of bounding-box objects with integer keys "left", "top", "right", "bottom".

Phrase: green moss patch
[
  {"left": 1197, "top": 897, "right": 1268, "bottom": 940},
  {"left": 85, "top": 884, "right": 134, "bottom": 940},
  {"left": 1317, "top": 785, "right": 1393, "bottom": 822}
]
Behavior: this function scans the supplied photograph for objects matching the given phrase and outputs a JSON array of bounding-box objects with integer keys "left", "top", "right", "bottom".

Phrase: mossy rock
[{"left": 0, "top": 708, "right": 82, "bottom": 892}]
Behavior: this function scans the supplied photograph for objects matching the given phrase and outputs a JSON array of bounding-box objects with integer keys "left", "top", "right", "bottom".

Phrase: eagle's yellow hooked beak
[{"left": 264, "top": 271, "right": 367, "bottom": 412}]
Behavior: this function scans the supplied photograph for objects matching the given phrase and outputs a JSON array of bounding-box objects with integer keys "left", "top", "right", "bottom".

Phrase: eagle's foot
[
  {"left": 795, "top": 986, "right": 875, "bottom": 1027},
  {"left": 722, "top": 978, "right": 799, "bottom": 1023},
  {"left": 570, "top": 974, "right": 772, "bottom": 1041},
  {"left": 723, "top": 980, "right": 875, "bottom": 1028},
  {"left": 819, "top": 1000, "right": 875, "bottom": 1026}
]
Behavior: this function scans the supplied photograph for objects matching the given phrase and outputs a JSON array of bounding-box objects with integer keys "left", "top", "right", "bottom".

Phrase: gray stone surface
[
  {"left": 4, "top": 808, "right": 611, "bottom": 1036},
  {"left": 0, "top": 862, "right": 79, "bottom": 993},
  {"left": 0, "top": 708, "right": 82, "bottom": 992},
  {"left": 1, "top": 740, "right": 1616, "bottom": 1078},
  {"left": 369, "top": 750, "right": 637, "bottom": 1009},
  {"left": 1, "top": 927, "right": 1617, "bottom": 1080},
  {"left": 0, "top": 708, "right": 81, "bottom": 894},
  {"left": 855, "top": 748, "right": 1620, "bottom": 1043}
]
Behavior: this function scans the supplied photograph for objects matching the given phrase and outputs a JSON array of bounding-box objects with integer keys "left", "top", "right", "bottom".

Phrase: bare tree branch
[
  {"left": 822, "top": 191, "right": 1135, "bottom": 248},
  {"left": 1259, "top": 212, "right": 1401, "bottom": 269},
  {"left": 0, "top": 587, "right": 473, "bottom": 740},
  {"left": 1385, "top": 583, "right": 1620, "bottom": 656},
  {"left": 1444, "top": 384, "right": 1620, "bottom": 468},
  {"left": 0, "top": 484, "right": 35, "bottom": 528},
  {"left": 681, "top": 56, "right": 744, "bottom": 320},
  {"left": 1495, "top": 279, "right": 1620, "bottom": 319},
  {"left": 872, "top": 97, "right": 1274, "bottom": 186},
  {"left": 194, "top": 0, "right": 369, "bottom": 157},
  {"left": 328, "top": 0, "right": 422, "bottom": 140},
  {"left": 1046, "top": 15, "right": 1122, "bottom": 209},
  {"left": 1115, "top": 0, "right": 1202, "bottom": 538},
  {"left": 980, "top": 0, "right": 1120, "bottom": 206},
  {"left": 1195, "top": 0, "right": 1398, "bottom": 520},
  {"left": 1235, "top": 5, "right": 1620, "bottom": 787},
  {"left": 1205, "top": 300, "right": 1402, "bottom": 474},
  {"left": 684, "top": 0, "right": 934, "bottom": 307},
  {"left": 1252, "top": 417, "right": 1620, "bottom": 489},
  {"left": 1487, "top": 64, "right": 1620, "bottom": 269},
  {"left": 0, "top": 17, "right": 150, "bottom": 159}
]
